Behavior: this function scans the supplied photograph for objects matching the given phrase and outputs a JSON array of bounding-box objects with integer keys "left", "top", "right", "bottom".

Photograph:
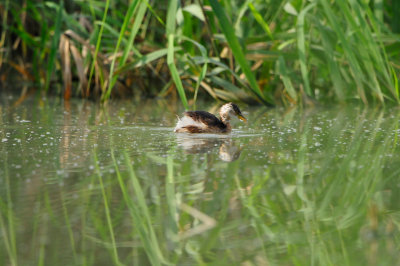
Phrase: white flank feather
[{"left": 174, "top": 116, "right": 206, "bottom": 132}]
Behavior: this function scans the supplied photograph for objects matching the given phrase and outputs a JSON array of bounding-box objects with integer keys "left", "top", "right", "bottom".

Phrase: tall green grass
[{"left": 0, "top": 0, "right": 399, "bottom": 105}]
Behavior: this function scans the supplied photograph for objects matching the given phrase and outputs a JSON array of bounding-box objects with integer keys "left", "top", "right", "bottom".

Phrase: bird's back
[{"left": 175, "top": 111, "right": 228, "bottom": 133}]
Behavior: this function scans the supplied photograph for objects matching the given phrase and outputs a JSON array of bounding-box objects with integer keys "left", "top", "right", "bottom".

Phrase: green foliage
[{"left": 1, "top": 0, "right": 400, "bottom": 105}]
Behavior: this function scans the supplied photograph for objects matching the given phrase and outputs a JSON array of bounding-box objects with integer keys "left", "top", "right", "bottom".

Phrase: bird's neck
[
  {"left": 224, "top": 122, "right": 232, "bottom": 133},
  {"left": 220, "top": 115, "right": 232, "bottom": 133},
  {"left": 220, "top": 112, "right": 231, "bottom": 123}
]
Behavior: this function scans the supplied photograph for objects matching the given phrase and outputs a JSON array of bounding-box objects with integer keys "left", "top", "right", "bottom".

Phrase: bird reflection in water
[{"left": 175, "top": 134, "right": 242, "bottom": 162}]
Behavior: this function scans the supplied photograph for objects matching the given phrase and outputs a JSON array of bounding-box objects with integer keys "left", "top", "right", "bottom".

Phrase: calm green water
[{"left": 1, "top": 93, "right": 400, "bottom": 265}]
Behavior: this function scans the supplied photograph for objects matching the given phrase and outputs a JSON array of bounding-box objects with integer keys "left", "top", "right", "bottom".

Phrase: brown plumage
[{"left": 174, "top": 103, "right": 247, "bottom": 134}]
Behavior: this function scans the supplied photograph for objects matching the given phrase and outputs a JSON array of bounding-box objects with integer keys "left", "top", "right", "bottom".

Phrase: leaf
[
  {"left": 59, "top": 34, "right": 72, "bottom": 100},
  {"left": 70, "top": 42, "right": 88, "bottom": 96},
  {"left": 115, "top": 48, "right": 175, "bottom": 75},
  {"left": 284, "top": 3, "right": 298, "bottom": 16},
  {"left": 182, "top": 4, "right": 205, "bottom": 22}
]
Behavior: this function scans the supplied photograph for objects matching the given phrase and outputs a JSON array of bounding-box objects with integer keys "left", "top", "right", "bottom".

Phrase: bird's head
[{"left": 220, "top": 102, "right": 247, "bottom": 122}]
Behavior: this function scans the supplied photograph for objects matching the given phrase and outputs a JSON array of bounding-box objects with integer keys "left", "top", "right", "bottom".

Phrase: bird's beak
[{"left": 238, "top": 114, "right": 247, "bottom": 123}]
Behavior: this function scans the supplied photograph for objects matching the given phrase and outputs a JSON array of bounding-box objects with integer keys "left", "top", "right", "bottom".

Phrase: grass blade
[
  {"left": 86, "top": 0, "right": 111, "bottom": 97},
  {"left": 167, "top": 34, "right": 189, "bottom": 109},
  {"left": 44, "top": 1, "right": 63, "bottom": 93},
  {"left": 391, "top": 65, "right": 399, "bottom": 100},
  {"left": 276, "top": 56, "right": 296, "bottom": 100},
  {"left": 297, "top": 3, "right": 315, "bottom": 96},
  {"left": 167, "top": 0, "right": 189, "bottom": 109},
  {"left": 209, "top": 0, "right": 270, "bottom": 105},
  {"left": 181, "top": 36, "right": 208, "bottom": 106},
  {"left": 0, "top": 0, "right": 10, "bottom": 67},
  {"left": 103, "top": 0, "right": 146, "bottom": 101},
  {"left": 319, "top": 0, "right": 368, "bottom": 103},
  {"left": 248, "top": 2, "right": 273, "bottom": 39}
]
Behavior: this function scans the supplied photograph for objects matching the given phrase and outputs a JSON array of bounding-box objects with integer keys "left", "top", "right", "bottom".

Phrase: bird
[{"left": 174, "top": 102, "right": 247, "bottom": 133}]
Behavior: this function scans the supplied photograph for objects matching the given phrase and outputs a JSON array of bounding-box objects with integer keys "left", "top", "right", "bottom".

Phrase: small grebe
[{"left": 174, "top": 102, "right": 247, "bottom": 133}]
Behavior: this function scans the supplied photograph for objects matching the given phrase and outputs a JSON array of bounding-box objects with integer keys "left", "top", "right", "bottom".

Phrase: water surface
[{"left": 1, "top": 93, "right": 400, "bottom": 265}]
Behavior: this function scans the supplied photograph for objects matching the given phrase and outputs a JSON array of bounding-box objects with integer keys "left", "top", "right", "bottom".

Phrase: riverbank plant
[{"left": 1, "top": 0, "right": 399, "bottom": 106}]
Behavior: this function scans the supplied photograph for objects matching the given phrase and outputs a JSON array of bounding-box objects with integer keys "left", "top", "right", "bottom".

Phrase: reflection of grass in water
[
  {"left": 60, "top": 186, "right": 78, "bottom": 263},
  {"left": 121, "top": 150, "right": 167, "bottom": 266},
  {"left": 0, "top": 154, "right": 17, "bottom": 266},
  {"left": 0, "top": 106, "right": 400, "bottom": 265},
  {"left": 94, "top": 150, "right": 121, "bottom": 265},
  {"left": 240, "top": 109, "right": 400, "bottom": 265}
]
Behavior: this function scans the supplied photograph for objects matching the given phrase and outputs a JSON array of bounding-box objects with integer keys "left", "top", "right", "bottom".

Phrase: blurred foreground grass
[{"left": 0, "top": 0, "right": 400, "bottom": 106}]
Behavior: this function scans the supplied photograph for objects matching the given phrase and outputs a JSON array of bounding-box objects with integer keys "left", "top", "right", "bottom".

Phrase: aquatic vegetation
[{"left": 0, "top": 0, "right": 399, "bottom": 105}]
